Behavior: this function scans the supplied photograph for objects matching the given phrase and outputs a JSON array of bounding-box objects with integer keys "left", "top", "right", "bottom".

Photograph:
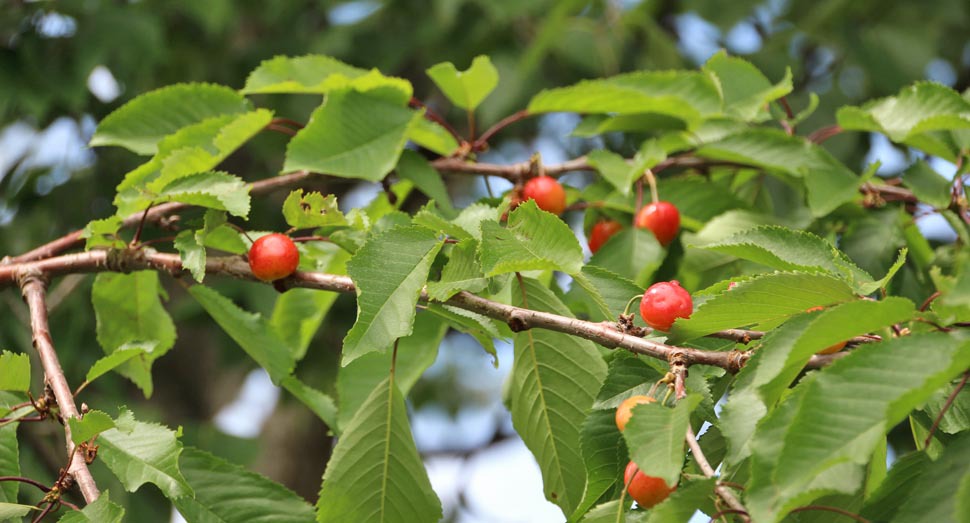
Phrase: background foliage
[{"left": 1, "top": 1, "right": 969, "bottom": 522}]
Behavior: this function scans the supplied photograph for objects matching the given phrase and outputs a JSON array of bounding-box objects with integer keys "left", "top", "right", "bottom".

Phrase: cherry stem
[
  {"left": 707, "top": 509, "right": 750, "bottom": 522},
  {"left": 644, "top": 169, "right": 659, "bottom": 204},
  {"left": 622, "top": 294, "right": 644, "bottom": 316},
  {"left": 473, "top": 109, "right": 530, "bottom": 150},
  {"left": 130, "top": 202, "right": 155, "bottom": 247},
  {"left": 923, "top": 370, "right": 970, "bottom": 449},
  {"left": 466, "top": 109, "right": 476, "bottom": 143},
  {"left": 0, "top": 476, "right": 52, "bottom": 492},
  {"left": 409, "top": 97, "right": 465, "bottom": 147}
]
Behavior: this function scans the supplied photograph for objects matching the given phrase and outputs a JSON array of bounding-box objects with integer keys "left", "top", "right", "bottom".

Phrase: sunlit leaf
[
  {"left": 479, "top": 200, "right": 583, "bottom": 276},
  {"left": 0, "top": 351, "right": 29, "bottom": 391},
  {"left": 99, "top": 409, "right": 192, "bottom": 499},
  {"left": 92, "top": 83, "right": 251, "bottom": 155},
  {"left": 426, "top": 55, "right": 499, "bottom": 111}
]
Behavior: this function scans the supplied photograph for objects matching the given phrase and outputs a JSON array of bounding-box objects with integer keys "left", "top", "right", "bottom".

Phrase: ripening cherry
[
  {"left": 634, "top": 201, "right": 680, "bottom": 246},
  {"left": 248, "top": 233, "right": 300, "bottom": 282},
  {"left": 639, "top": 281, "right": 693, "bottom": 331},
  {"left": 615, "top": 395, "right": 656, "bottom": 432},
  {"left": 522, "top": 175, "right": 567, "bottom": 215},
  {"left": 806, "top": 306, "right": 848, "bottom": 354},
  {"left": 588, "top": 219, "right": 623, "bottom": 254},
  {"left": 624, "top": 461, "right": 675, "bottom": 509}
]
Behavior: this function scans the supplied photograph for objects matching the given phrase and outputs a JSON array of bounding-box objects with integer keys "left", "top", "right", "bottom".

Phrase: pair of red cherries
[{"left": 521, "top": 175, "right": 681, "bottom": 251}]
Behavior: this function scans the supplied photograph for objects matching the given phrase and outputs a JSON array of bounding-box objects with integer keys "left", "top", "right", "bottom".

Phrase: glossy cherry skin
[
  {"left": 588, "top": 220, "right": 623, "bottom": 254},
  {"left": 522, "top": 176, "right": 567, "bottom": 215},
  {"left": 248, "top": 233, "right": 300, "bottom": 282},
  {"left": 624, "top": 461, "right": 675, "bottom": 509},
  {"left": 615, "top": 395, "right": 656, "bottom": 432},
  {"left": 634, "top": 201, "right": 680, "bottom": 246},
  {"left": 639, "top": 281, "right": 693, "bottom": 331}
]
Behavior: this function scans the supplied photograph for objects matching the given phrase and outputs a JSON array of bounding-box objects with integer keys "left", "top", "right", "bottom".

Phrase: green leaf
[
  {"left": 479, "top": 200, "right": 584, "bottom": 276},
  {"left": 113, "top": 109, "right": 268, "bottom": 217},
  {"left": 703, "top": 50, "right": 792, "bottom": 121},
  {"left": 284, "top": 89, "right": 422, "bottom": 181},
  {"left": 903, "top": 160, "right": 952, "bottom": 208},
  {"left": 699, "top": 225, "right": 872, "bottom": 282},
  {"left": 643, "top": 477, "right": 717, "bottom": 523},
  {"left": 84, "top": 342, "right": 155, "bottom": 386},
  {"left": 623, "top": 395, "right": 699, "bottom": 486},
  {"left": 276, "top": 379, "right": 333, "bottom": 432},
  {"left": 587, "top": 228, "right": 664, "bottom": 287},
  {"left": 0, "top": 351, "right": 29, "bottom": 391},
  {"left": 316, "top": 377, "right": 441, "bottom": 523},
  {"left": 861, "top": 451, "right": 930, "bottom": 521},
  {"left": 568, "top": 265, "right": 642, "bottom": 322},
  {"left": 241, "top": 54, "right": 368, "bottom": 94},
  {"left": 695, "top": 129, "right": 860, "bottom": 216},
  {"left": 426, "top": 55, "right": 499, "bottom": 111},
  {"left": 92, "top": 272, "right": 176, "bottom": 397},
  {"left": 508, "top": 277, "right": 608, "bottom": 516},
  {"left": 188, "top": 286, "right": 295, "bottom": 383},
  {"left": 57, "top": 491, "right": 125, "bottom": 523},
  {"left": 174, "top": 229, "right": 207, "bottom": 283},
  {"left": 0, "top": 393, "right": 21, "bottom": 504},
  {"left": 342, "top": 225, "right": 443, "bottom": 364},
  {"left": 745, "top": 333, "right": 970, "bottom": 521},
  {"left": 91, "top": 83, "right": 251, "bottom": 155},
  {"left": 890, "top": 432, "right": 970, "bottom": 523},
  {"left": 174, "top": 447, "right": 315, "bottom": 522},
  {"left": 720, "top": 298, "right": 916, "bottom": 465},
  {"left": 668, "top": 272, "right": 859, "bottom": 341},
  {"left": 921, "top": 376, "right": 970, "bottom": 435},
  {"left": 0, "top": 503, "right": 36, "bottom": 519},
  {"left": 155, "top": 171, "right": 251, "bottom": 217},
  {"left": 396, "top": 150, "right": 454, "bottom": 214},
  {"left": 68, "top": 410, "right": 116, "bottom": 445},
  {"left": 528, "top": 70, "right": 723, "bottom": 128},
  {"left": 81, "top": 216, "right": 125, "bottom": 250},
  {"left": 424, "top": 304, "right": 501, "bottom": 366},
  {"left": 837, "top": 81, "right": 970, "bottom": 159},
  {"left": 282, "top": 189, "right": 347, "bottom": 230},
  {"left": 570, "top": 409, "right": 626, "bottom": 520},
  {"left": 407, "top": 117, "right": 459, "bottom": 156},
  {"left": 413, "top": 202, "right": 498, "bottom": 242},
  {"left": 426, "top": 240, "right": 488, "bottom": 301},
  {"left": 586, "top": 149, "right": 636, "bottom": 196},
  {"left": 592, "top": 352, "right": 665, "bottom": 411},
  {"left": 337, "top": 312, "right": 446, "bottom": 431},
  {"left": 99, "top": 409, "right": 192, "bottom": 499}
]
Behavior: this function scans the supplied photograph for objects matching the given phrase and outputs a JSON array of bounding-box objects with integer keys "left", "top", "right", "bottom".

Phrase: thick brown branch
[
  {"left": 19, "top": 273, "right": 99, "bottom": 503},
  {"left": 2, "top": 250, "right": 750, "bottom": 373}
]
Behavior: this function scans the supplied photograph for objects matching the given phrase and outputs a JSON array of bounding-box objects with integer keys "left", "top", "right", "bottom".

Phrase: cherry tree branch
[
  {"left": 18, "top": 272, "right": 99, "bottom": 504},
  {"left": 0, "top": 249, "right": 856, "bottom": 381},
  {"left": 673, "top": 367, "right": 750, "bottom": 521},
  {"left": 3, "top": 170, "right": 316, "bottom": 265}
]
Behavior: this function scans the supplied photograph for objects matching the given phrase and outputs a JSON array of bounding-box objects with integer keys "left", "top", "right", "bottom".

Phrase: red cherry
[
  {"left": 522, "top": 176, "right": 567, "bottom": 215},
  {"left": 624, "top": 461, "right": 675, "bottom": 509},
  {"left": 248, "top": 233, "right": 300, "bottom": 282},
  {"left": 588, "top": 220, "right": 623, "bottom": 254},
  {"left": 615, "top": 395, "right": 656, "bottom": 432},
  {"left": 634, "top": 201, "right": 680, "bottom": 246},
  {"left": 639, "top": 281, "right": 692, "bottom": 331}
]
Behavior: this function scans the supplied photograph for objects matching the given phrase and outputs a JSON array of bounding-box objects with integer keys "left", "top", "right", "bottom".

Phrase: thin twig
[
  {"left": 473, "top": 109, "right": 530, "bottom": 150},
  {"left": 0, "top": 476, "right": 51, "bottom": 492},
  {"left": 4, "top": 170, "right": 316, "bottom": 265},
  {"left": 924, "top": 371, "right": 970, "bottom": 449},
  {"left": 807, "top": 124, "right": 843, "bottom": 144},
  {"left": 674, "top": 367, "right": 750, "bottom": 521},
  {"left": 707, "top": 509, "right": 749, "bottom": 522},
  {"left": 129, "top": 202, "right": 155, "bottom": 247},
  {"left": 409, "top": 97, "right": 465, "bottom": 146},
  {"left": 19, "top": 274, "right": 99, "bottom": 503}
]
